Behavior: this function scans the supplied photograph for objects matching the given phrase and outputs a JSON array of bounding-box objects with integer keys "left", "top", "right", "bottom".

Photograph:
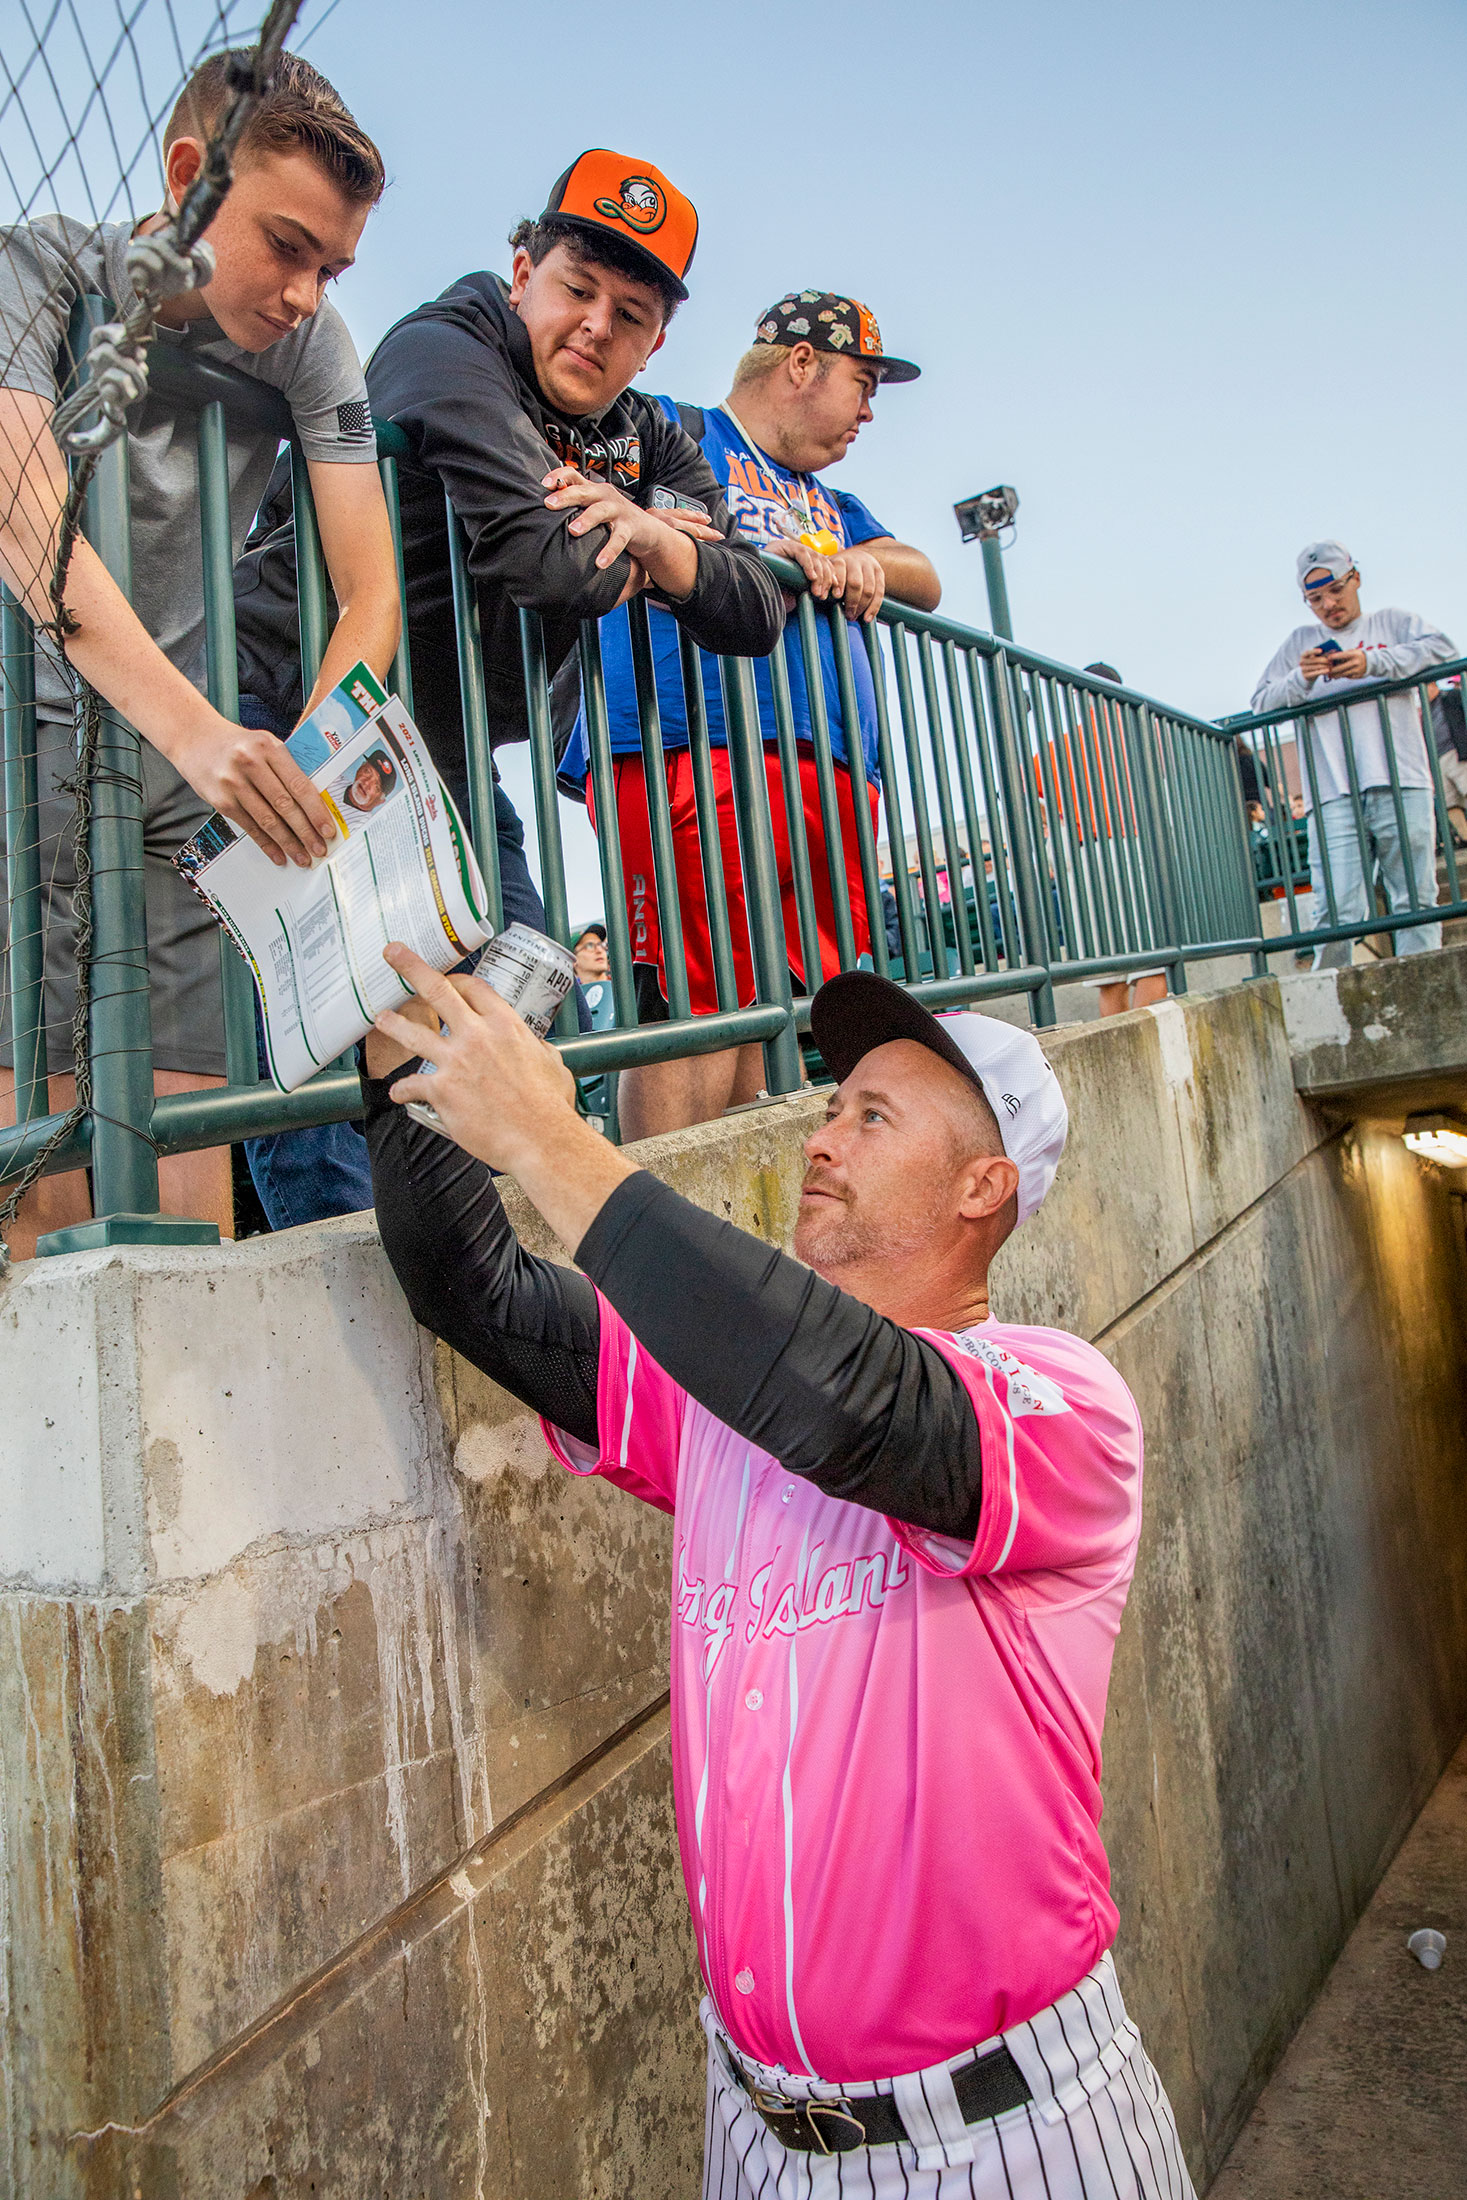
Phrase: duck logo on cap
[{"left": 594, "top": 175, "right": 666, "bottom": 235}]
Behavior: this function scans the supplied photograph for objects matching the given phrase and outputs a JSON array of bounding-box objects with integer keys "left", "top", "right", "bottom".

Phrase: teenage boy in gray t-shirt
[{"left": 0, "top": 49, "right": 400, "bottom": 1254}]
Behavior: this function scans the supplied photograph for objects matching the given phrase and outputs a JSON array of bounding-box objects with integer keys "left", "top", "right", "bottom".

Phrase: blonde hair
[{"left": 729, "top": 341, "right": 831, "bottom": 391}]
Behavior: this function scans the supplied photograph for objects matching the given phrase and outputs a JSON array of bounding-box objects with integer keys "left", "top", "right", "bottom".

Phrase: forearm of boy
[{"left": 0, "top": 387, "right": 333, "bottom": 868}]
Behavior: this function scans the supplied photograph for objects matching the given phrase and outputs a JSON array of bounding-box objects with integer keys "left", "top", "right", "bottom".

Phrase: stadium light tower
[{"left": 953, "top": 485, "right": 1019, "bottom": 640}]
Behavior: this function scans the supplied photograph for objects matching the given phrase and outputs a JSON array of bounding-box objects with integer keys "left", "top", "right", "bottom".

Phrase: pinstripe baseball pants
[{"left": 700, "top": 1954, "right": 1196, "bottom": 2200}]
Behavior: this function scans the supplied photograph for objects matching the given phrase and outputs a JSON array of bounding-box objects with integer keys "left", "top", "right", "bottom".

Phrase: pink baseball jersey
[{"left": 542, "top": 1299, "right": 1143, "bottom": 2085}]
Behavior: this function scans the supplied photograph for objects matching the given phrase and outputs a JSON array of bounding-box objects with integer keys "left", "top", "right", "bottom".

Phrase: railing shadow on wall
[{"left": 10, "top": 319, "right": 1459, "bottom": 1247}]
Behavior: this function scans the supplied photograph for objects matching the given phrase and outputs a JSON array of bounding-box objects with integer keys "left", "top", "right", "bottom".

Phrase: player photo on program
[{"left": 330, "top": 744, "right": 401, "bottom": 819}]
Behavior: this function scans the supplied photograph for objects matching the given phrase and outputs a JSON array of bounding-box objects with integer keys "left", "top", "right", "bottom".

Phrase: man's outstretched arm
[
  {"left": 363, "top": 1002, "right": 601, "bottom": 1444},
  {"left": 367, "top": 953, "right": 986, "bottom": 1539}
]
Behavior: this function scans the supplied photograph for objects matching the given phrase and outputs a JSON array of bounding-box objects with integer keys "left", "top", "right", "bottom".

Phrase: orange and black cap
[
  {"left": 542, "top": 150, "right": 698, "bottom": 303},
  {"left": 753, "top": 292, "right": 920, "bottom": 383}
]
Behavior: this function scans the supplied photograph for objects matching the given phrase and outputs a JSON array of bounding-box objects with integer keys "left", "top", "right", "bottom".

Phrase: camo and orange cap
[
  {"left": 752, "top": 292, "right": 921, "bottom": 383},
  {"left": 542, "top": 150, "right": 699, "bottom": 302}
]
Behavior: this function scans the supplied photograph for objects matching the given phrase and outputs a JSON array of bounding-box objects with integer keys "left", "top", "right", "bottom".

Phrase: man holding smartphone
[{"left": 1250, "top": 542, "right": 1454, "bottom": 968}]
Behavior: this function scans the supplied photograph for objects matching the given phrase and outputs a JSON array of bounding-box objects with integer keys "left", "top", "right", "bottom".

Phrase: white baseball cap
[
  {"left": 1297, "top": 541, "right": 1355, "bottom": 591},
  {"left": 809, "top": 972, "right": 1068, "bottom": 1224}
]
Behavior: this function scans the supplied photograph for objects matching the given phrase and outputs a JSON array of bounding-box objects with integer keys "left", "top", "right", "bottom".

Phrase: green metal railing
[
  {"left": 2, "top": 326, "right": 1291, "bottom": 1250},
  {"left": 1225, "top": 666, "right": 1467, "bottom": 959}
]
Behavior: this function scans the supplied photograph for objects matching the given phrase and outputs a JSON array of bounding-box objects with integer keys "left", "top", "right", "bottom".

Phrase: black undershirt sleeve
[
  {"left": 363, "top": 1065, "right": 602, "bottom": 1446},
  {"left": 577, "top": 1174, "right": 986, "bottom": 1540},
  {"left": 364, "top": 1080, "right": 986, "bottom": 1540}
]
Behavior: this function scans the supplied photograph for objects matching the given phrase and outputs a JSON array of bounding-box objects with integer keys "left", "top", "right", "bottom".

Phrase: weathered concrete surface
[
  {"left": 87, "top": 1703, "right": 703, "bottom": 2200},
  {"left": 1279, "top": 937, "right": 1467, "bottom": 1118},
  {"left": 1, "top": 965, "right": 1465, "bottom": 2197},
  {"left": 1098, "top": 1118, "right": 1467, "bottom": 2182},
  {"left": 1210, "top": 1736, "right": 1467, "bottom": 2199}
]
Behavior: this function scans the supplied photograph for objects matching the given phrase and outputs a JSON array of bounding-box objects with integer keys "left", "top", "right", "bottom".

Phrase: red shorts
[{"left": 588, "top": 746, "right": 880, "bottom": 1016}]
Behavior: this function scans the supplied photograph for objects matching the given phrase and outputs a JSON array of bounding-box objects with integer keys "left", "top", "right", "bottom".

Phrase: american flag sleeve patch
[{"left": 335, "top": 399, "right": 373, "bottom": 442}]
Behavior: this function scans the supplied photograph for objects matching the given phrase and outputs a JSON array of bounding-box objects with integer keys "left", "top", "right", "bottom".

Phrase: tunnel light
[{"left": 1403, "top": 1114, "right": 1467, "bottom": 1167}]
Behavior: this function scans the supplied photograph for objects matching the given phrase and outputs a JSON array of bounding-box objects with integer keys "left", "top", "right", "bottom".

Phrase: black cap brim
[
  {"left": 872, "top": 355, "right": 920, "bottom": 384},
  {"left": 547, "top": 212, "right": 690, "bottom": 302},
  {"left": 809, "top": 970, "right": 985, "bottom": 1097}
]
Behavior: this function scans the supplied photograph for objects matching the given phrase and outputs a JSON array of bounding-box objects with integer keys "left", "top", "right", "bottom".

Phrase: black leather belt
[{"left": 728, "top": 2041, "right": 1033, "bottom": 2156}]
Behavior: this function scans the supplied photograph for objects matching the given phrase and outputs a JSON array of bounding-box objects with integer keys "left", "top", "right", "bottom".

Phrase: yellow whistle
[{"left": 801, "top": 527, "right": 842, "bottom": 556}]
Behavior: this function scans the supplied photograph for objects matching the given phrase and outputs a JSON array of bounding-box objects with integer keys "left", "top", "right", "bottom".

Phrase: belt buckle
[
  {"left": 801, "top": 2098, "right": 867, "bottom": 2154},
  {"left": 750, "top": 2086, "right": 866, "bottom": 2155}
]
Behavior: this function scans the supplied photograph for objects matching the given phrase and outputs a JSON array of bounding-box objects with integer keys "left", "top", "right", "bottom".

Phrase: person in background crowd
[
  {"left": 231, "top": 149, "right": 784, "bottom": 1227},
  {"left": 1076, "top": 666, "right": 1170, "bottom": 1018},
  {"left": 560, "top": 291, "right": 940, "bottom": 1142},
  {"left": 1429, "top": 677, "right": 1467, "bottom": 848},
  {"left": 1250, "top": 543, "right": 1454, "bottom": 969},
  {"left": 0, "top": 48, "right": 397, "bottom": 1258},
  {"left": 573, "top": 919, "right": 612, "bottom": 1003},
  {"left": 572, "top": 919, "right": 615, "bottom": 1121},
  {"left": 1234, "top": 735, "right": 1273, "bottom": 821},
  {"left": 573, "top": 921, "right": 615, "bottom": 1033}
]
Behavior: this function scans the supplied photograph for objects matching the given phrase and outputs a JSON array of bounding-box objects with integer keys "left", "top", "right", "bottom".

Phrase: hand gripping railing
[{"left": 2, "top": 328, "right": 1269, "bottom": 1251}]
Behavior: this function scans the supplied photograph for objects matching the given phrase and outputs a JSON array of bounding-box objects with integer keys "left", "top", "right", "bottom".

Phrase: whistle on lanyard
[{"left": 800, "top": 526, "right": 842, "bottom": 556}]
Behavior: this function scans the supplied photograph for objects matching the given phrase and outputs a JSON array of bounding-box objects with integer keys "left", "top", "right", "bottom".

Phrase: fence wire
[{"left": 0, "top": 0, "right": 306, "bottom": 1263}]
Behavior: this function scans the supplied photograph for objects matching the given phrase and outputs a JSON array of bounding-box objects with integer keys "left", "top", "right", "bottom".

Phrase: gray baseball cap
[{"left": 1297, "top": 541, "right": 1355, "bottom": 591}]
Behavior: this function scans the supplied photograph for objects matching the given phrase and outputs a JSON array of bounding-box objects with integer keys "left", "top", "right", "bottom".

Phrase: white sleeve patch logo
[{"left": 953, "top": 1332, "right": 1070, "bottom": 1417}]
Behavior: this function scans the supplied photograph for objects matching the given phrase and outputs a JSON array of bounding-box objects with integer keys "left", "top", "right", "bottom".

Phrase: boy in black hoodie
[{"left": 232, "top": 150, "right": 784, "bottom": 1228}]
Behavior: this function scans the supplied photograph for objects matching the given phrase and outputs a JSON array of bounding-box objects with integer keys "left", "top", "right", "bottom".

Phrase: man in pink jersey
[{"left": 362, "top": 953, "right": 1196, "bottom": 2200}]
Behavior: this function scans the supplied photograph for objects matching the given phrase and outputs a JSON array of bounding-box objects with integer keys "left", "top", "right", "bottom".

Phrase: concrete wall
[{"left": 2, "top": 964, "right": 1465, "bottom": 2197}]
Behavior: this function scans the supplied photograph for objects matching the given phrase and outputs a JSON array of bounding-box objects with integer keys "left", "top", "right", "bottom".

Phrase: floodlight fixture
[{"left": 953, "top": 485, "right": 1020, "bottom": 545}]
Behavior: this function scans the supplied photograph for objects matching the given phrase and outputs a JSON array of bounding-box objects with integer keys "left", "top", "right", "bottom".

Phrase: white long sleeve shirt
[{"left": 1250, "top": 605, "right": 1455, "bottom": 807}]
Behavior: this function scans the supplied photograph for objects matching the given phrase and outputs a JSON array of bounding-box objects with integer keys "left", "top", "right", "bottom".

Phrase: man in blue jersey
[{"left": 561, "top": 292, "right": 940, "bottom": 1139}]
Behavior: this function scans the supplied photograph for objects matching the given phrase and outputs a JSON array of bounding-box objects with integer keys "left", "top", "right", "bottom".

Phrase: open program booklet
[{"left": 176, "top": 665, "right": 491, "bottom": 1091}]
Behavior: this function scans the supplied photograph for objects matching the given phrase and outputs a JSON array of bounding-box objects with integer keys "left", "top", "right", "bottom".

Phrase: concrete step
[{"left": 1210, "top": 1735, "right": 1467, "bottom": 2198}]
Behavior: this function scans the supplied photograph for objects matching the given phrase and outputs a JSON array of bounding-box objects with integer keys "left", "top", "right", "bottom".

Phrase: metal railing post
[
  {"left": 765, "top": 636, "right": 824, "bottom": 992},
  {"left": 624, "top": 599, "right": 691, "bottom": 1020},
  {"left": 198, "top": 396, "right": 261, "bottom": 1088},
  {"left": 35, "top": 299, "right": 219, "bottom": 1251},
  {"left": 963, "top": 648, "right": 1024, "bottom": 966},
  {"left": 1130, "top": 702, "right": 1186, "bottom": 992},
  {"left": 579, "top": 619, "right": 638, "bottom": 1027},
  {"left": 718, "top": 655, "right": 801, "bottom": 1094},
  {"left": 985, "top": 647, "right": 1056, "bottom": 1023},
  {"left": 794, "top": 592, "right": 859, "bottom": 973},
  {"left": 375, "top": 429, "right": 416, "bottom": 715},
  {"left": 290, "top": 442, "right": 329, "bottom": 696},
  {"left": 890, "top": 628, "right": 948, "bottom": 973},
  {"left": 2, "top": 587, "right": 46, "bottom": 1123},
  {"left": 981, "top": 535, "right": 1013, "bottom": 641},
  {"left": 863, "top": 626, "right": 921, "bottom": 975},
  {"left": 678, "top": 631, "right": 739, "bottom": 1012},
  {"left": 1421, "top": 680, "right": 1463, "bottom": 910},
  {"left": 827, "top": 608, "right": 889, "bottom": 978},
  {"left": 917, "top": 632, "right": 977, "bottom": 975},
  {"left": 519, "top": 607, "right": 578, "bottom": 1038},
  {"left": 446, "top": 508, "right": 502, "bottom": 928}
]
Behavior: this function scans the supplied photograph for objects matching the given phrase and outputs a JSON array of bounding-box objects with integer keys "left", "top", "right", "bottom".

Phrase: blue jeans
[
  {"left": 244, "top": 751, "right": 562, "bottom": 1231},
  {"left": 1306, "top": 787, "right": 1442, "bottom": 969}
]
